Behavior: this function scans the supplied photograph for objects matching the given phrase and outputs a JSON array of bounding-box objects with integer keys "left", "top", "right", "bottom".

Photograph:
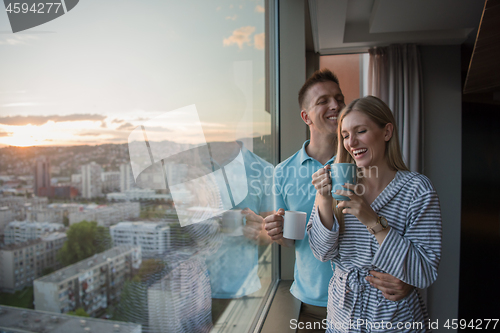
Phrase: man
[{"left": 264, "top": 69, "right": 413, "bottom": 332}]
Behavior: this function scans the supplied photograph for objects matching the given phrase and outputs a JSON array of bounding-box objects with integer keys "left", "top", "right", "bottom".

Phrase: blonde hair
[{"left": 332, "top": 95, "right": 409, "bottom": 227}]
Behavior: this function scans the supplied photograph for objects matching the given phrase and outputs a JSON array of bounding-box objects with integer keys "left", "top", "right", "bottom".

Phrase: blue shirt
[
  {"left": 273, "top": 140, "right": 335, "bottom": 307},
  {"left": 206, "top": 142, "right": 274, "bottom": 298}
]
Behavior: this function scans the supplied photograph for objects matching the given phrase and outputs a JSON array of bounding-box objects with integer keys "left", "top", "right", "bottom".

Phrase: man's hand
[
  {"left": 365, "top": 270, "right": 414, "bottom": 301},
  {"left": 264, "top": 208, "right": 284, "bottom": 241},
  {"left": 242, "top": 208, "right": 264, "bottom": 242},
  {"left": 264, "top": 209, "right": 294, "bottom": 247}
]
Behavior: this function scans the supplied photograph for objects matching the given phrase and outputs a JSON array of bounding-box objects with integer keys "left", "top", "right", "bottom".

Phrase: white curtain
[{"left": 368, "top": 44, "right": 423, "bottom": 173}]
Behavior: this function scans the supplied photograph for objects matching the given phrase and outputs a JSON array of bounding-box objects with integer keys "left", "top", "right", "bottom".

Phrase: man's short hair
[{"left": 298, "top": 68, "right": 340, "bottom": 109}]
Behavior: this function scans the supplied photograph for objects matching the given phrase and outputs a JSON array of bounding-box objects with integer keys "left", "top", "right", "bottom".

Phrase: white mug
[
  {"left": 282, "top": 211, "right": 307, "bottom": 240},
  {"left": 221, "top": 209, "right": 244, "bottom": 236}
]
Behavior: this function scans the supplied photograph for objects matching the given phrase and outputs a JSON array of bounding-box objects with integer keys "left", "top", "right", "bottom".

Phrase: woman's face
[{"left": 340, "top": 110, "right": 391, "bottom": 169}]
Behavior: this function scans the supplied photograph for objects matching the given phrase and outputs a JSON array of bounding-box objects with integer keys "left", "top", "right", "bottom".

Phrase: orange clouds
[{"left": 223, "top": 26, "right": 256, "bottom": 49}]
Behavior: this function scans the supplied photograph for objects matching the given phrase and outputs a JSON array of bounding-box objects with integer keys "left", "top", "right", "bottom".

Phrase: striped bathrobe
[{"left": 308, "top": 171, "right": 442, "bottom": 333}]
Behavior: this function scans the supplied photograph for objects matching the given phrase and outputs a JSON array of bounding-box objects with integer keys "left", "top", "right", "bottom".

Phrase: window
[
  {"left": 320, "top": 53, "right": 369, "bottom": 101},
  {"left": 1, "top": 0, "right": 277, "bottom": 331}
]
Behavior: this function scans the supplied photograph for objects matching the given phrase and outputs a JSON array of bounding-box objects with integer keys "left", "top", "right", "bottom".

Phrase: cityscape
[{"left": 0, "top": 142, "right": 214, "bottom": 332}]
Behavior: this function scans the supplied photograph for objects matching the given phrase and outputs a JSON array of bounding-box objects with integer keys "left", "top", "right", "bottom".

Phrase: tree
[
  {"left": 62, "top": 215, "right": 69, "bottom": 227},
  {"left": 111, "top": 259, "right": 166, "bottom": 324},
  {"left": 67, "top": 307, "right": 90, "bottom": 317},
  {"left": 57, "top": 221, "right": 112, "bottom": 266},
  {"left": 42, "top": 267, "right": 55, "bottom": 276}
]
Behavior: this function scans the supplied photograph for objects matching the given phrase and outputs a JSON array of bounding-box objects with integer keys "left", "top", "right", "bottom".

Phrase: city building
[
  {"left": 102, "top": 171, "right": 120, "bottom": 193},
  {"left": 0, "top": 206, "right": 14, "bottom": 236},
  {"left": 33, "top": 246, "right": 142, "bottom": 317},
  {"left": 81, "top": 162, "right": 103, "bottom": 199},
  {"left": 110, "top": 222, "right": 171, "bottom": 257},
  {"left": 68, "top": 202, "right": 140, "bottom": 228},
  {"left": 0, "top": 305, "right": 141, "bottom": 333},
  {"left": 34, "top": 157, "right": 51, "bottom": 197},
  {"left": 0, "top": 232, "right": 67, "bottom": 293},
  {"left": 4, "top": 221, "right": 65, "bottom": 244},
  {"left": 26, "top": 203, "right": 81, "bottom": 224},
  {"left": 147, "top": 255, "right": 212, "bottom": 333},
  {"left": 70, "top": 173, "right": 82, "bottom": 194},
  {"left": 0, "top": 196, "right": 49, "bottom": 222},
  {"left": 107, "top": 188, "right": 171, "bottom": 201},
  {"left": 120, "top": 163, "right": 137, "bottom": 192}
]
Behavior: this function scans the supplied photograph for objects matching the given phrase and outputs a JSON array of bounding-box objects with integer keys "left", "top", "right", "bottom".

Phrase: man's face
[{"left": 300, "top": 81, "right": 345, "bottom": 137}]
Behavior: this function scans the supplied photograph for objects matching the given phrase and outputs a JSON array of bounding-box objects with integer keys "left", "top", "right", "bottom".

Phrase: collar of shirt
[{"left": 298, "top": 140, "right": 336, "bottom": 166}]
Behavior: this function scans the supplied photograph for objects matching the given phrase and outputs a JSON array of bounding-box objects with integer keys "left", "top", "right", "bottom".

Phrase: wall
[
  {"left": 279, "top": 0, "right": 307, "bottom": 280},
  {"left": 421, "top": 45, "right": 462, "bottom": 332}
]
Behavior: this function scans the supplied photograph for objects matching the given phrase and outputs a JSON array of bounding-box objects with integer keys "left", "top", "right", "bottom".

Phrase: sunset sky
[{"left": 0, "top": 0, "right": 269, "bottom": 148}]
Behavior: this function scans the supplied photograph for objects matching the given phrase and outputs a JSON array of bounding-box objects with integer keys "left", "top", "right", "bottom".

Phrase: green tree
[
  {"left": 62, "top": 215, "right": 69, "bottom": 227},
  {"left": 57, "top": 221, "right": 112, "bottom": 266},
  {"left": 42, "top": 267, "right": 55, "bottom": 276},
  {"left": 111, "top": 259, "right": 166, "bottom": 324},
  {"left": 67, "top": 307, "right": 90, "bottom": 317}
]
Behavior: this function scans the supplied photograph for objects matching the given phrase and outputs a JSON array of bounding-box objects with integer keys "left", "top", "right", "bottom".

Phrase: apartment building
[
  {"left": 0, "top": 206, "right": 14, "bottom": 236},
  {"left": 0, "top": 232, "right": 67, "bottom": 293},
  {"left": 34, "top": 157, "right": 51, "bottom": 197},
  {"left": 4, "top": 221, "right": 65, "bottom": 245},
  {"left": 34, "top": 245, "right": 142, "bottom": 317},
  {"left": 68, "top": 202, "right": 140, "bottom": 228},
  {"left": 107, "top": 188, "right": 171, "bottom": 201},
  {"left": 0, "top": 196, "right": 48, "bottom": 222},
  {"left": 110, "top": 222, "right": 171, "bottom": 257},
  {"left": 81, "top": 162, "right": 103, "bottom": 199},
  {"left": 26, "top": 203, "right": 81, "bottom": 224},
  {"left": 0, "top": 305, "right": 141, "bottom": 333},
  {"left": 101, "top": 171, "right": 120, "bottom": 193},
  {"left": 119, "top": 163, "right": 137, "bottom": 192}
]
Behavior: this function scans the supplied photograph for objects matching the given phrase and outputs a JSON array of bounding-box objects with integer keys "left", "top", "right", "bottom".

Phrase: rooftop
[
  {"left": 0, "top": 305, "right": 141, "bottom": 333},
  {"left": 35, "top": 246, "right": 140, "bottom": 284},
  {"left": 0, "top": 238, "right": 43, "bottom": 251},
  {"left": 110, "top": 221, "right": 170, "bottom": 230}
]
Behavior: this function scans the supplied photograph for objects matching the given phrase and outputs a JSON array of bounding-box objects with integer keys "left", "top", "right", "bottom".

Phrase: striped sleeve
[
  {"left": 307, "top": 205, "right": 340, "bottom": 262},
  {"left": 372, "top": 190, "right": 442, "bottom": 289}
]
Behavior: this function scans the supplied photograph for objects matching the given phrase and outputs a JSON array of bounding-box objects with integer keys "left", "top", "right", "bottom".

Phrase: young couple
[{"left": 265, "top": 69, "right": 442, "bottom": 332}]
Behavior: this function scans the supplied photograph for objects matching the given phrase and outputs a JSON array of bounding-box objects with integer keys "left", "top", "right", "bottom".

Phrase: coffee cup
[
  {"left": 221, "top": 209, "right": 244, "bottom": 236},
  {"left": 330, "top": 163, "right": 357, "bottom": 201},
  {"left": 282, "top": 211, "right": 307, "bottom": 240}
]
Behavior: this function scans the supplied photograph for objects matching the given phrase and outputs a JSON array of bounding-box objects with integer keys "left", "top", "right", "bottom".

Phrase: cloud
[
  {"left": 223, "top": 26, "right": 256, "bottom": 49},
  {"left": 0, "top": 35, "right": 38, "bottom": 45},
  {"left": 1, "top": 102, "right": 38, "bottom": 107},
  {"left": 0, "top": 131, "right": 13, "bottom": 137},
  {"left": 117, "top": 122, "right": 135, "bottom": 131},
  {"left": 255, "top": 5, "right": 265, "bottom": 13},
  {"left": 111, "top": 119, "right": 125, "bottom": 124},
  {"left": 141, "top": 126, "right": 173, "bottom": 132},
  {"left": 226, "top": 15, "right": 238, "bottom": 21},
  {"left": 0, "top": 114, "right": 107, "bottom": 126},
  {"left": 77, "top": 132, "right": 102, "bottom": 137},
  {"left": 254, "top": 33, "right": 265, "bottom": 50}
]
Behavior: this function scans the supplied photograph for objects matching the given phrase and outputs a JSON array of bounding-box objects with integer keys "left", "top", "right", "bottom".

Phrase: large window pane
[{"left": 0, "top": 1, "right": 276, "bottom": 332}]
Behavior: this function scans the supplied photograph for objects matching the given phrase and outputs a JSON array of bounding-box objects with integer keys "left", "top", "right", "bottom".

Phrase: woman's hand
[
  {"left": 312, "top": 165, "right": 332, "bottom": 198},
  {"left": 335, "top": 183, "right": 378, "bottom": 227},
  {"left": 336, "top": 183, "right": 390, "bottom": 245},
  {"left": 312, "top": 165, "right": 335, "bottom": 230}
]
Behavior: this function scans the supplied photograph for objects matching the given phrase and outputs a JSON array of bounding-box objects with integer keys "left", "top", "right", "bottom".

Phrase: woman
[{"left": 308, "top": 96, "right": 442, "bottom": 332}]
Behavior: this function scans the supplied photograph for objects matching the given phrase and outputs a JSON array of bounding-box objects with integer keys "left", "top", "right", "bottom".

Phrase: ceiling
[{"left": 308, "top": 0, "right": 485, "bottom": 55}]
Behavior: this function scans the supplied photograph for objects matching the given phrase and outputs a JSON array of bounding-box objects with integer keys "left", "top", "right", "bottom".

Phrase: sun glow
[{"left": 0, "top": 120, "right": 115, "bottom": 147}]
